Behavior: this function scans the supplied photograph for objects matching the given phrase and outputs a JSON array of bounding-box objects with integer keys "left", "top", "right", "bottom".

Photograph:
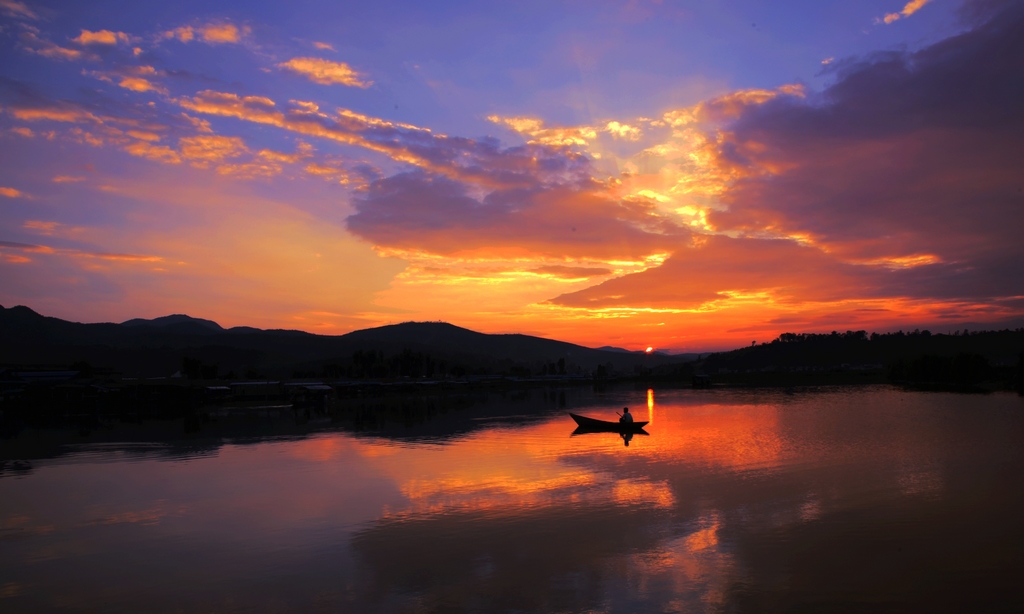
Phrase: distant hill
[
  {"left": 0, "top": 305, "right": 688, "bottom": 378},
  {"left": 121, "top": 314, "right": 224, "bottom": 333},
  {"left": 695, "top": 329, "right": 1024, "bottom": 373},
  {"left": 596, "top": 345, "right": 693, "bottom": 360}
]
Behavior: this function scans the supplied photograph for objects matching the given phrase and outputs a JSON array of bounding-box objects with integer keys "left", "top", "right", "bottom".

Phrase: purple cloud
[{"left": 346, "top": 170, "right": 686, "bottom": 260}]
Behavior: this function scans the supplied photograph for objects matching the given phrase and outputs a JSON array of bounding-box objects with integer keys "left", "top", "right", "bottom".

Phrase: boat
[{"left": 569, "top": 412, "right": 648, "bottom": 432}]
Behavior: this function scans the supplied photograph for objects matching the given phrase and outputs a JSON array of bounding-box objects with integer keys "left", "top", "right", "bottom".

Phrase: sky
[{"left": 0, "top": 0, "right": 1022, "bottom": 352}]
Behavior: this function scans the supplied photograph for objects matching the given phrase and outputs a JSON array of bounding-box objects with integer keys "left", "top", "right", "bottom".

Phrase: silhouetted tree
[
  {"left": 70, "top": 360, "right": 93, "bottom": 378},
  {"left": 182, "top": 357, "right": 219, "bottom": 380},
  {"left": 1017, "top": 351, "right": 1024, "bottom": 395},
  {"left": 182, "top": 357, "right": 202, "bottom": 379},
  {"left": 889, "top": 352, "right": 991, "bottom": 386},
  {"left": 952, "top": 352, "right": 991, "bottom": 386}
]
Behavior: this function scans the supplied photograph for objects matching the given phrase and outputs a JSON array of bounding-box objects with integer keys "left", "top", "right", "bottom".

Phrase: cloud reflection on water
[
  {"left": 1, "top": 387, "right": 1023, "bottom": 611},
  {"left": 337, "top": 393, "right": 787, "bottom": 610}
]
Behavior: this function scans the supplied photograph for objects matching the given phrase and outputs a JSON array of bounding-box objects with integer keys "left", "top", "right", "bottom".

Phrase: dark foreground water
[{"left": 2, "top": 386, "right": 1023, "bottom": 613}]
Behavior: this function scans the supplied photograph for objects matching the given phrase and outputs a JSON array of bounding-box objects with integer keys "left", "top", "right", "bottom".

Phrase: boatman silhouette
[{"left": 619, "top": 407, "right": 633, "bottom": 423}]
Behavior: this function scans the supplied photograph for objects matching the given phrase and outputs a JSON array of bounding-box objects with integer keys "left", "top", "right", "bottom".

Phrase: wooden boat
[{"left": 569, "top": 412, "right": 648, "bottom": 432}]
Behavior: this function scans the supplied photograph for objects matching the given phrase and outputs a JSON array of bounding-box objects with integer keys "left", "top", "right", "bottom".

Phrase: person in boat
[{"left": 620, "top": 407, "right": 633, "bottom": 424}]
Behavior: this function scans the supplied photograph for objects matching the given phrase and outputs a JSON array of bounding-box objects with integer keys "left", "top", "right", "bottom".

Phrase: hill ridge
[{"left": 0, "top": 304, "right": 682, "bottom": 377}]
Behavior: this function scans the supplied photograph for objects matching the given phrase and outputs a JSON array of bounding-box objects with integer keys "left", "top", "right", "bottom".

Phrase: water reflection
[{"left": 1, "top": 386, "right": 1023, "bottom": 612}]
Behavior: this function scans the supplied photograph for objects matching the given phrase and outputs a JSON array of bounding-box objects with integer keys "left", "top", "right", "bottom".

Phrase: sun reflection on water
[{"left": 3, "top": 388, "right": 1018, "bottom": 612}]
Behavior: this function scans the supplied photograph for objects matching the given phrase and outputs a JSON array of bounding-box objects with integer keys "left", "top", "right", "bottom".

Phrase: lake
[{"left": 2, "top": 385, "right": 1023, "bottom": 612}]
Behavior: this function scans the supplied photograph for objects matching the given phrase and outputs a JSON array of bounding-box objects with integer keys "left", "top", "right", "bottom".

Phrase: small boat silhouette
[{"left": 569, "top": 412, "right": 648, "bottom": 433}]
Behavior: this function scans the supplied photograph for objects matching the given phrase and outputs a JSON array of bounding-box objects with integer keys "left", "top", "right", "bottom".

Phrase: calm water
[{"left": 2, "top": 386, "right": 1023, "bottom": 612}]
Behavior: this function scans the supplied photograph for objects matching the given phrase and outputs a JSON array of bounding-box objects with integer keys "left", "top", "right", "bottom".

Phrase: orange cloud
[
  {"left": 347, "top": 172, "right": 683, "bottom": 261},
  {"left": 7, "top": 99, "right": 173, "bottom": 151},
  {"left": 84, "top": 252, "right": 164, "bottom": 262},
  {"left": 532, "top": 265, "right": 613, "bottom": 279},
  {"left": 487, "top": 115, "right": 598, "bottom": 146},
  {"left": 179, "top": 91, "right": 556, "bottom": 189},
  {"left": 68, "top": 127, "right": 105, "bottom": 147},
  {"left": 10, "top": 126, "right": 33, "bottom": 137},
  {"left": 881, "top": 0, "right": 932, "bottom": 24},
  {"left": 549, "top": 235, "right": 879, "bottom": 312},
  {"left": 178, "top": 135, "right": 248, "bottom": 166},
  {"left": 604, "top": 121, "right": 642, "bottom": 140},
  {"left": 72, "top": 29, "right": 131, "bottom": 45},
  {"left": 52, "top": 175, "right": 86, "bottom": 183},
  {"left": 19, "top": 32, "right": 83, "bottom": 60},
  {"left": 278, "top": 57, "right": 372, "bottom": 87},
  {"left": 126, "top": 130, "right": 161, "bottom": 142},
  {"left": 163, "top": 26, "right": 195, "bottom": 43},
  {"left": 117, "top": 77, "right": 167, "bottom": 94},
  {"left": 9, "top": 105, "right": 100, "bottom": 124},
  {"left": 215, "top": 162, "right": 282, "bottom": 179},
  {"left": 200, "top": 22, "right": 246, "bottom": 43},
  {"left": 7, "top": 94, "right": 340, "bottom": 183},
  {"left": 178, "top": 90, "right": 278, "bottom": 119},
  {"left": 180, "top": 113, "right": 213, "bottom": 133},
  {"left": 259, "top": 142, "right": 313, "bottom": 164},
  {"left": 0, "top": 0, "right": 36, "bottom": 19},
  {"left": 0, "top": 186, "right": 25, "bottom": 198},
  {"left": 125, "top": 140, "right": 181, "bottom": 164},
  {"left": 23, "top": 220, "right": 64, "bottom": 235},
  {"left": 312, "top": 41, "right": 335, "bottom": 51},
  {"left": 162, "top": 22, "right": 249, "bottom": 44},
  {"left": 0, "top": 239, "right": 161, "bottom": 263},
  {"left": 303, "top": 163, "right": 350, "bottom": 184}
]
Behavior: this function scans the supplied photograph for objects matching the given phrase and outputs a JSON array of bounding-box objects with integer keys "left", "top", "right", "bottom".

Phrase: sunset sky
[{"left": 1, "top": 0, "right": 1021, "bottom": 351}]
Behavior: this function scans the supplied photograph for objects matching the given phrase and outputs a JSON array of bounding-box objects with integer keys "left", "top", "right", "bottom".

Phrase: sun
[{"left": 645, "top": 346, "right": 654, "bottom": 353}]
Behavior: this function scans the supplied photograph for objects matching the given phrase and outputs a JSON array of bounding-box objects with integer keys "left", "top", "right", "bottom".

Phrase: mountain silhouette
[
  {"left": 0, "top": 305, "right": 680, "bottom": 377},
  {"left": 121, "top": 314, "right": 224, "bottom": 334}
]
